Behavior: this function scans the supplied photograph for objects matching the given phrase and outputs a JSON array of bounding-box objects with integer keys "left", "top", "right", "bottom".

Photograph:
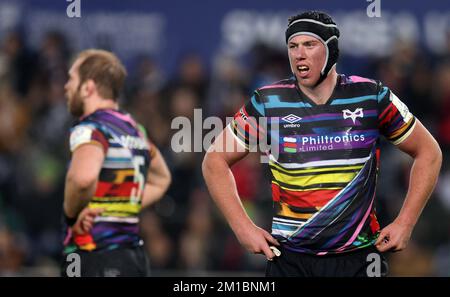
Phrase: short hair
[
  {"left": 288, "top": 11, "right": 337, "bottom": 27},
  {"left": 76, "top": 49, "right": 127, "bottom": 101}
]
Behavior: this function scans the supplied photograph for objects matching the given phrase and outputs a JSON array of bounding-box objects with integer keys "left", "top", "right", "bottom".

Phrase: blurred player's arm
[
  {"left": 202, "top": 128, "right": 279, "bottom": 261},
  {"left": 376, "top": 120, "right": 442, "bottom": 252},
  {"left": 64, "top": 143, "right": 105, "bottom": 219},
  {"left": 141, "top": 146, "right": 171, "bottom": 208}
]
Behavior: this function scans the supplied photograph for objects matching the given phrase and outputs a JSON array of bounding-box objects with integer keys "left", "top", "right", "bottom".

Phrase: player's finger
[
  {"left": 84, "top": 216, "right": 95, "bottom": 223},
  {"left": 82, "top": 220, "right": 91, "bottom": 229},
  {"left": 82, "top": 221, "right": 93, "bottom": 232},
  {"left": 263, "top": 231, "right": 280, "bottom": 246},
  {"left": 73, "top": 227, "right": 83, "bottom": 235},
  {"left": 388, "top": 237, "right": 404, "bottom": 252},
  {"left": 377, "top": 239, "right": 395, "bottom": 252},
  {"left": 375, "top": 229, "right": 388, "bottom": 246},
  {"left": 393, "top": 243, "right": 407, "bottom": 252},
  {"left": 87, "top": 208, "right": 104, "bottom": 217},
  {"left": 261, "top": 244, "right": 276, "bottom": 261},
  {"left": 92, "top": 208, "right": 105, "bottom": 215},
  {"left": 375, "top": 239, "right": 390, "bottom": 252},
  {"left": 85, "top": 209, "right": 104, "bottom": 221}
]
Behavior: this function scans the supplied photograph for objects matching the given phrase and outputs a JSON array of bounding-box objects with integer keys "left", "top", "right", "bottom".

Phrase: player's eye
[{"left": 305, "top": 41, "right": 317, "bottom": 48}]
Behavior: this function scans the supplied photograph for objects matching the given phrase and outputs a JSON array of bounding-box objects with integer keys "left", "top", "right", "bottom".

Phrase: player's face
[
  {"left": 65, "top": 59, "right": 84, "bottom": 117},
  {"left": 288, "top": 35, "right": 326, "bottom": 88}
]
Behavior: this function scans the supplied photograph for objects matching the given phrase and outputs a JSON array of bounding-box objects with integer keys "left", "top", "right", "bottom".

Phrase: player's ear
[{"left": 81, "top": 79, "right": 96, "bottom": 98}]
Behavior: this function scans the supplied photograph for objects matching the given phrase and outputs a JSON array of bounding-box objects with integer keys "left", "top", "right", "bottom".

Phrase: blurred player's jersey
[
  {"left": 230, "top": 75, "right": 416, "bottom": 255},
  {"left": 63, "top": 109, "right": 152, "bottom": 254}
]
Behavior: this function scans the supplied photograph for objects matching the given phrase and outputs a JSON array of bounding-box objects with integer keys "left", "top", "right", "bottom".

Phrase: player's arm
[
  {"left": 64, "top": 143, "right": 105, "bottom": 220},
  {"left": 141, "top": 146, "right": 171, "bottom": 208},
  {"left": 376, "top": 120, "right": 442, "bottom": 252},
  {"left": 202, "top": 127, "right": 279, "bottom": 260}
]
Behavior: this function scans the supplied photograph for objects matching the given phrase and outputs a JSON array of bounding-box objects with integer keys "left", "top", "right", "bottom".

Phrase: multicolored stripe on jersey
[
  {"left": 229, "top": 96, "right": 267, "bottom": 151},
  {"left": 377, "top": 87, "right": 416, "bottom": 145},
  {"left": 64, "top": 109, "right": 152, "bottom": 254},
  {"left": 229, "top": 75, "right": 416, "bottom": 255}
]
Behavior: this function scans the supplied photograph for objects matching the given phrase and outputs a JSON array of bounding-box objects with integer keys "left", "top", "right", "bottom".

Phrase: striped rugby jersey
[
  {"left": 63, "top": 109, "right": 153, "bottom": 254},
  {"left": 229, "top": 74, "right": 416, "bottom": 255}
]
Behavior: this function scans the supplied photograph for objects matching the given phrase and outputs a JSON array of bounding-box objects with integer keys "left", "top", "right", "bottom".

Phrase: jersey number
[{"left": 130, "top": 156, "right": 145, "bottom": 205}]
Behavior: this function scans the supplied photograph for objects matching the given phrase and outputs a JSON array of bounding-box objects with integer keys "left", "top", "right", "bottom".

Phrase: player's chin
[{"left": 296, "top": 75, "right": 318, "bottom": 87}]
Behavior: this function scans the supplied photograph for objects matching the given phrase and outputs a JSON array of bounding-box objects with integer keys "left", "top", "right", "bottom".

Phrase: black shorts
[
  {"left": 61, "top": 245, "right": 151, "bottom": 277},
  {"left": 265, "top": 245, "right": 388, "bottom": 277}
]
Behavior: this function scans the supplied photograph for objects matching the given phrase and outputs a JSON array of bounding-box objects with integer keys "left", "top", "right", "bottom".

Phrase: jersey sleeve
[
  {"left": 228, "top": 91, "right": 268, "bottom": 151},
  {"left": 377, "top": 83, "right": 416, "bottom": 145},
  {"left": 69, "top": 124, "right": 109, "bottom": 153}
]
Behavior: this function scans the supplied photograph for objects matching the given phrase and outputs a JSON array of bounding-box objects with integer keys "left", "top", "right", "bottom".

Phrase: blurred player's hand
[
  {"left": 375, "top": 220, "right": 413, "bottom": 252},
  {"left": 72, "top": 208, "right": 104, "bottom": 234},
  {"left": 235, "top": 224, "right": 280, "bottom": 261}
]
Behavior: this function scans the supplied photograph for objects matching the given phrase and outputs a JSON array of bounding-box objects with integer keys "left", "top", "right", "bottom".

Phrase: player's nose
[
  {"left": 297, "top": 46, "right": 307, "bottom": 59},
  {"left": 292, "top": 47, "right": 306, "bottom": 61}
]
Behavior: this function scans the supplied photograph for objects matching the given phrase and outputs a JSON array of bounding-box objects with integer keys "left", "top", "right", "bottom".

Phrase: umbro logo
[
  {"left": 281, "top": 114, "right": 302, "bottom": 128},
  {"left": 342, "top": 108, "right": 364, "bottom": 124},
  {"left": 282, "top": 114, "right": 302, "bottom": 124}
]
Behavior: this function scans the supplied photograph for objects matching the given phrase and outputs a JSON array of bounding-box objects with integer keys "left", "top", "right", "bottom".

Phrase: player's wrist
[
  {"left": 394, "top": 215, "right": 416, "bottom": 229},
  {"left": 64, "top": 212, "right": 78, "bottom": 227}
]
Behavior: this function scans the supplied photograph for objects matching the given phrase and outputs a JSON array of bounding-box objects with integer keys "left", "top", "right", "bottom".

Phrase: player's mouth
[{"left": 297, "top": 65, "right": 310, "bottom": 78}]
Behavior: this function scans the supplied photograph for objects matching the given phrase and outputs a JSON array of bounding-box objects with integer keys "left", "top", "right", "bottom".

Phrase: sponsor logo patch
[{"left": 342, "top": 108, "right": 364, "bottom": 124}]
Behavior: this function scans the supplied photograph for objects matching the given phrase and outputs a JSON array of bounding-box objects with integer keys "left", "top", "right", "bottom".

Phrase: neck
[
  {"left": 298, "top": 70, "right": 338, "bottom": 105},
  {"left": 82, "top": 96, "right": 118, "bottom": 118}
]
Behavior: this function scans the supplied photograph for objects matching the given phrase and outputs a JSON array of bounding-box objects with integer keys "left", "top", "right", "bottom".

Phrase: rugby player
[
  {"left": 62, "top": 49, "right": 171, "bottom": 277},
  {"left": 202, "top": 11, "right": 442, "bottom": 277}
]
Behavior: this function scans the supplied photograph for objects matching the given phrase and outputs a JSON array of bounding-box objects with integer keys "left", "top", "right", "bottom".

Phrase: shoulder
[
  {"left": 252, "top": 77, "right": 297, "bottom": 105},
  {"left": 255, "top": 77, "right": 297, "bottom": 94},
  {"left": 74, "top": 111, "right": 107, "bottom": 131},
  {"left": 70, "top": 114, "right": 106, "bottom": 136},
  {"left": 70, "top": 120, "right": 99, "bottom": 135},
  {"left": 339, "top": 74, "right": 385, "bottom": 95},
  {"left": 69, "top": 123, "right": 100, "bottom": 152},
  {"left": 69, "top": 115, "right": 110, "bottom": 152}
]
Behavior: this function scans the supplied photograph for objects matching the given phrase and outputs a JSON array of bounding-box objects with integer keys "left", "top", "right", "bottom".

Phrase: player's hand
[
  {"left": 72, "top": 208, "right": 104, "bottom": 235},
  {"left": 375, "top": 220, "right": 413, "bottom": 252},
  {"left": 235, "top": 224, "right": 280, "bottom": 261}
]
